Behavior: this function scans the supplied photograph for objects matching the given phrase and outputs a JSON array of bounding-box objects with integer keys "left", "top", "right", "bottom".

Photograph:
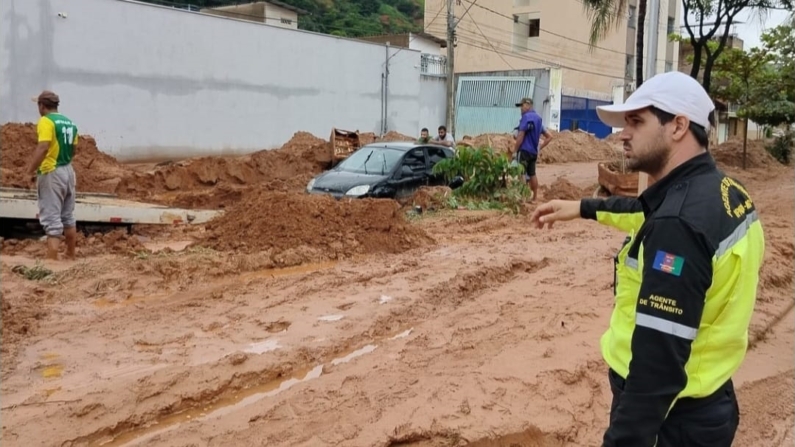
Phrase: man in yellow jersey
[
  {"left": 26, "top": 91, "right": 79, "bottom": 260},
  {"left": 530, "top": 71, "right": 764, "bottom": 446}
]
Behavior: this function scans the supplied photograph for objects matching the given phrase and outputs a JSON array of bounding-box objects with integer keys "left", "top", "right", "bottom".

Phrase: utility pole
[
  {"left": 445, "top": 0, "right": 456, "bottom": 135},
  {"left": 645, "top": 0, "right": 660, "bottom": 80}
]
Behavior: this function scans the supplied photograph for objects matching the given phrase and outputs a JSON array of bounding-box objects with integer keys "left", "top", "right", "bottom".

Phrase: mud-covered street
[{"left": 2, "top": 123, "right": 793, "bottom": 447}]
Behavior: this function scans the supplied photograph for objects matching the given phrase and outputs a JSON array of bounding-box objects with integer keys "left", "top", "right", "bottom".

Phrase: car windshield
[{"left": 336, "top": 147, "right": 404, "bottom": 175}]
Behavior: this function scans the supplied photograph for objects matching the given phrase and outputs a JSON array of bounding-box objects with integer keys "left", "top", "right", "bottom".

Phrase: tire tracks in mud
[
  {"left": 61, "top": 257, "right": 554, "bottom": 447},
  {"left": 366, "top": 258, "right": 553, "bottom": 339}
]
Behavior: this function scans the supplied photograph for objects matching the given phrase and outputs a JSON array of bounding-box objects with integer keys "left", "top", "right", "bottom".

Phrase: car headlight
[
  {"left": 306, "top": 178, "right": 316, "bottom": 192},
  {"left": 345, "top": 185, "right": 370, "bottom": 196}
]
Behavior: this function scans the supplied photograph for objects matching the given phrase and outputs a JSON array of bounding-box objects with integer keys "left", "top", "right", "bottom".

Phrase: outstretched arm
[
  {"left": 530, "top": 197, "right": 644, "bottom": 233},
  {"left": 580, "top": 197, "right": 645, "bottom": 233}
]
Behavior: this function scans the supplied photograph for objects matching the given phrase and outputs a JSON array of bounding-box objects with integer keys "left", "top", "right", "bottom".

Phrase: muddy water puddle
[{"left": 91, "top": 327, "right": 414, "bottom": 447}]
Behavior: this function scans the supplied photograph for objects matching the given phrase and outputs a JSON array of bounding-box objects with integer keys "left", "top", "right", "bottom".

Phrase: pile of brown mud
[
  {"left": 1, "top": 229, "right": 147, "bottom": 258},
  {"left": 198, "top": 191, "right": 433, "bottom": 265},
  {"left": 459, "top": 133, "right": 514, "bottom": 153},
  {"left": 1, "top": 123, "right": 131, "bottom": 193},
  {"left": 458, "top": 130, "right": 618, "bottom": 164},
  {"left": 359, "top": 131, "right": 415, "bottom": 145},
  {"left": 712, "top": 137, "right": 781, "bottom": 169},
  {"left": 409, "top": 186, "right": 453, "bottom": 210},
  {"left": 117, "top": 132, "right": 332, "bottom": 205},
  {"left": 540, "top": 130, "right": 618, "bottom": 163},
  {"left": 540, "top": 177, "right": 588, "bottom": 200}
]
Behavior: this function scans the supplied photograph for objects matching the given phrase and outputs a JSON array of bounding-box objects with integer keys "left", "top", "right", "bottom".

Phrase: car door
[
  {"left": 394, "top": 148, "right": 428, "bottom": 199},
  {"left": 425, "top": 146, "right": 451, "bottom": 186}
]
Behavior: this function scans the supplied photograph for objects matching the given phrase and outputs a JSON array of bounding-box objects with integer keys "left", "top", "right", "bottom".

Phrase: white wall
[
  {"left": 1, "top": 0, "right": 425, "bottom": 162},
  {"left": 409, "top": 34, "right": 443, "bottom": 56},
  {"left": 419, "top": 75, "right": 446, "bottom": 132}
]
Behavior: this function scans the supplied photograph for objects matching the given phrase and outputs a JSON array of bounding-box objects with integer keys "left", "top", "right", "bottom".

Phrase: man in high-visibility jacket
[{"left": 530, "top": 71, "right": 765, "bottom": 447}]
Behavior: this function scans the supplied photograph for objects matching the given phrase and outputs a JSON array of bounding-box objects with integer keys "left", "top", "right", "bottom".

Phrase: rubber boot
[
  {"left": 46, "top": 236, "right": 60, "bottom": 261},
  {"left": 64, "top": 227, "right": 77, "bottom": 260}
]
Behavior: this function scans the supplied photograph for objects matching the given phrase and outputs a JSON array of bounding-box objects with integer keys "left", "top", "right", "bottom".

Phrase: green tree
[
  {"left": 710, "top": 23, "right": 795, "bottom": 167},
  {"left": 581, "top": 0, "right": 648, "bottom": 86},
  {"left": 681, "top": 0, "right": 793, "bottom": 94}
]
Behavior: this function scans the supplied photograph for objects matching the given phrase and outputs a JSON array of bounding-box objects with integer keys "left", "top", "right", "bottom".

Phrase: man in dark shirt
[
  {"left": 529, "top": 71, "right": 765, "bottom": 447},
  {"left": 511, "top": 98, "right": 553, "bottom": 201}
]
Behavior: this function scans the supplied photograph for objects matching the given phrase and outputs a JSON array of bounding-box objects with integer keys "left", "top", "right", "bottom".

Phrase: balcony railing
[{"left": 421, "top": 53, "right": 447, "bottom": 77}]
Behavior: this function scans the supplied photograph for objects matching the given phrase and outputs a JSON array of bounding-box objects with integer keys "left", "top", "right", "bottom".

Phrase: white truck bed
[{"left": 0, "top": 187, "right": 222, "bottom": 225}]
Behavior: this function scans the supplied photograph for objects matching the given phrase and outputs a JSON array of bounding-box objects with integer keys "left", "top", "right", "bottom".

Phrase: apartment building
[{"left": 424, "top": 0, "right": 681, "bottom": 137}]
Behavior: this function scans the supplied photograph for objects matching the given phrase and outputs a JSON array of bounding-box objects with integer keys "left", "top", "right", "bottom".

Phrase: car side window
[
  {"left": 426, "top": 147, "right": 447, "bottom": 169},
  {"left": 403, "top": 148, "right": 427, "bottom": 173}
]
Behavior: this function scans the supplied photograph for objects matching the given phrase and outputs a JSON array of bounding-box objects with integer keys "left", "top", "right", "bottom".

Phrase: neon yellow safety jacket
[{"left": 579, "top": 152, "right": 765, "bottom": 446}]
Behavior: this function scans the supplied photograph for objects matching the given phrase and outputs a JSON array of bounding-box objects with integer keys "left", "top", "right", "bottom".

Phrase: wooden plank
[{"left": 0, "top": 196, "right": 222, "bottom": 225}]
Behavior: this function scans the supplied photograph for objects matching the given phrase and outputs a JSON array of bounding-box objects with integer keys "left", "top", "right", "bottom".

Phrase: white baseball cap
[{"left": 596, "top": 71, "right": 715, "bottom": 130}]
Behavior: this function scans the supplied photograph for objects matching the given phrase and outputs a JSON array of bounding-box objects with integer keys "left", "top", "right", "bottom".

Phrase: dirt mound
[
  {"left": 540, "top": 130, "right": 618, "bottom": 164},
  {"left": 409, "top": 186, "right": 453, "bottom": 210},
  {"left": 1, "top": 123, "right": 131, "bottom": 193},
  {"left": 198, "top": 191, "right": 433, "bottom": 265},
  {"left": 458, "top": 130, "right": 618, "bottom": 164},
  {"left": 540, "top": 177, "right": 587, "bottom": 200},
  {"left": 380, "top": 131, "right": 415, "bottom": 142},
  {"left": 712, "top": 137, "right": 780, "bottom": 169},
  {"left": 1, "top": 229, "right": 148, "bottom": 258},
  {"left": 603, "top": 132, "right": 622, "bottom": 143},
  {"left": 359, "top": 131, "right": 416, "bottom": 145},
  {"left": 117, "top": 132, "right": 331, "bottom": 204},
  {"left": 459, "top": 133, "right": 515, "bottom": 154}
]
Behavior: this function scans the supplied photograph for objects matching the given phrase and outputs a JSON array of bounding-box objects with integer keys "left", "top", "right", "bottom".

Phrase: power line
[
  {"left": 459, "top": 0, "right": 673, "bottom": 59},
  {"left": 385, "top": 1, "right": 447, "bottom": 64},
  {"left": 459, "top": 7, "right": 517, "bottom": 71},
  {"left": 455, "top": 37, "right": 625, "bottom": 80},
  {"left": 438, "top": 18, "right": 675, "bottom": 65},
  {"left": 453, "top": 28, "right": 627, "bottom": 74}
]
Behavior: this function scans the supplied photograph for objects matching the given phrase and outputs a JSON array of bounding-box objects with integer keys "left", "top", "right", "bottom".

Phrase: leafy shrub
[
  {"left": 766, "top": 132, "right": 793, "bottom": 165},
  {"left": 432, "top": 146, "right": 531, "bottom": 212}
]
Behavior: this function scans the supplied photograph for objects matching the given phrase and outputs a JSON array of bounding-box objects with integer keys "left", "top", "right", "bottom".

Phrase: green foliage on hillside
[{"left": 145, "top": 0, "right": 424, "bottom": 37}]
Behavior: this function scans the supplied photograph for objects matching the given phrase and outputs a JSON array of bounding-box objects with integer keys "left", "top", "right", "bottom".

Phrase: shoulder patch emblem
[{"left": 653, "top": 250, "right": 685, "bottom": 276}]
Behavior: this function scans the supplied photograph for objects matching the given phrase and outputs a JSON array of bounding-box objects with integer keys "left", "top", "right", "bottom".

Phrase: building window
[
  {"left": 528, "top": 18, "right": 540, "bottom": 37},
  {"left": 667, "top": 17, "right": 675, "bottom": 35},
  {"left": 665, "top": 61, "right": 673, "bottom": 72},
  {"left": 280, "top": 18, "right": 292, "bottom": 25},
  {"left": 628, "top": 5, "right": 636, "bottom": 28}
]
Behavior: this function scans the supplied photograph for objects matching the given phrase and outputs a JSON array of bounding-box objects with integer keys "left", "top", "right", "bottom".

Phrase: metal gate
[
  {"left": 455, "top": 76, "right": 536, "bottom": 137},
  {"left": 559, "top": 95, "right": 613, "bottom": 138}
]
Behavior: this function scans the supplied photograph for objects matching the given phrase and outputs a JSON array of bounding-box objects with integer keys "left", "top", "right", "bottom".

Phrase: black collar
[{"left": 639, "top": 152, "right": 716, "bottom": 214}]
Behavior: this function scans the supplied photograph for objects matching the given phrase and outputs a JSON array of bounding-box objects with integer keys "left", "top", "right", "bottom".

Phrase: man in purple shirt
[{"left": 511, "top": 98, "right": 553, "bottom": 201}]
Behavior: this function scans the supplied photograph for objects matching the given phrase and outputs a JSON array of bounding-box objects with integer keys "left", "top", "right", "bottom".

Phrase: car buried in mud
[{"left": 306, "top": 142, "right": 463, "bottom": 200}]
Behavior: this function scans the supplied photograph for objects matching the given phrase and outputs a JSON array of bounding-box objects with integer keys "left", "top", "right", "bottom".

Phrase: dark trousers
[{"left": 608, "top": 369, "right": 740, "bottom": 447}]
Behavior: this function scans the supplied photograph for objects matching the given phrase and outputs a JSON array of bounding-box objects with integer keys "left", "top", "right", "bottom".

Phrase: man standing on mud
[
  {"left": 529, "top": 72, "right": 765, "bottom": 447},
  {"left": 512, "top": 98, "right": 553, "bottom": 201},
  {"left": 27, "top": 91, "right": 79, "bottom": 260}
]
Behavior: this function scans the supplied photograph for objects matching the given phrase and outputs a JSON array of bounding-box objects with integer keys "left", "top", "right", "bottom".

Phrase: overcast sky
[{"left": 682, "top": 8, "right": 790, "bottom": 50}]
